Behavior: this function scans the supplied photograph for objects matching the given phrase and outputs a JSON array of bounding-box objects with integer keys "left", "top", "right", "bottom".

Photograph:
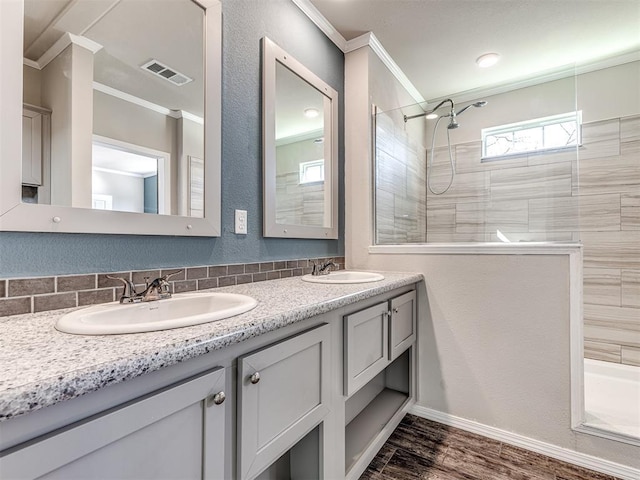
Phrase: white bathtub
[{"left": 584, "top": 358, "right": 640, "bottom": 439}]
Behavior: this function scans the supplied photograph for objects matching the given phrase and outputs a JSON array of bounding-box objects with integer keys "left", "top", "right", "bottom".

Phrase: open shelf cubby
[{"left": 344, "top": 349, "right": 412, "bottom": 476}]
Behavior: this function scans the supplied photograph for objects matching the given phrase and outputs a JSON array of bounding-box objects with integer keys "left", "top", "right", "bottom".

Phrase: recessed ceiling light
[
  {"left": 476, "top": 53, "right": 500, "bottom": 68},
  {"left": 304, "top": 107, "right": 319, "bottom": 118}
]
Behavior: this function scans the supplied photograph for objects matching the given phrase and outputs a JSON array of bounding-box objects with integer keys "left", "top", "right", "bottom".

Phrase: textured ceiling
[{"left": 310, "top": 0, "right": 640, "bottom": 104}]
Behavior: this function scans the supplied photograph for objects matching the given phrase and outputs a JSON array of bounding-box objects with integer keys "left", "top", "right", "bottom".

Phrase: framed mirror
[
  {"left": 0, "top": 0, "right": 221, "bottom": 236},
  {"left": 262, "top": 37, "right": 338, "bottom": 239}
]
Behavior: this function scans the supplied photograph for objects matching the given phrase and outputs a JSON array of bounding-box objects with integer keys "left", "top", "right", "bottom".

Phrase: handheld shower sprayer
[
  {"left": 454, "top": 100, "right": 488, "bottom": 116},
  {"left": 400, "top": 99, "right": 488, "bottom": 194},
  {"left": 422, "top": 99, "right": 488, "bottom": 194}
]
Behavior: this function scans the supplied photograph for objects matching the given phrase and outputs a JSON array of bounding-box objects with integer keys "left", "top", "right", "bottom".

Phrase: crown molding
[
  {"left": 24, "top": 33, "right": 103, "bottom": 71},
  {"left": 292, "top": 1, "right": 425, "bottom": 105},
  {"left": 575, "top": 48, "right": 640, "bottom": 75},
  {"left": 93, "top": 82, "right": 203, "bottom": 124},
  {"left": 347, "top": 32, "right": 425, "bottom": 105},
  {"left": 291, "top": 1, "right": 639, "bottom": 110},
  {"left": 428, "top": 49, "right": 640, "bottom": 106},
  {"left": 291, "top": 0, "right": 347, "bottom": 51},
  {"left": 176, "top": 110, "right": 205, "bottom": 125}
]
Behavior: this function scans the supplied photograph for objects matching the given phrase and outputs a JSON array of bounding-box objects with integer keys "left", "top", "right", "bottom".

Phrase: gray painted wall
[{"left": 0, "top": 0, "right": 344, "bottom": 278}]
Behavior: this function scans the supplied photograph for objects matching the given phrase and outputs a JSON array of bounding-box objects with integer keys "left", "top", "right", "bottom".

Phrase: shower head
[
  {"left": 447, "top": 110, "right": 459, "bottom": 129},
  {"left": 455, "top": 100, "right": 488, "bottom": 116}
]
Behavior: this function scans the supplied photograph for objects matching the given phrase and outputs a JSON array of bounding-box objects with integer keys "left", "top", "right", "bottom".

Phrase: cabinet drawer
[
  {"left": 389, "top": 290, "right": 416, "bottom": 361},
  {"left": 0, "top": 367, "right": 227, "bottom": 480},
  {"left": 237, "top": 323, "right": 330, "bottom": 480},
  {"left": 344, "top": 302, "right": 389, "bottom": 396}
]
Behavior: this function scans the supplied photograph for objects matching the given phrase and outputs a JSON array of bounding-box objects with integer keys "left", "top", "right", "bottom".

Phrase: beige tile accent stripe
[{"left": 0, "top": 256, "right": 345, "bottom": 318}]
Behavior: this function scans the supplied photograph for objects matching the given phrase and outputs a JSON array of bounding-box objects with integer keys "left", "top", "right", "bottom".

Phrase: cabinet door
[
  {"left": 389, "top": 290, "right": 416, "bottom": 361},
  {"left": 344, "top": 302, "right": 390, "bottom": 396},
  {"left": 0, "top": 367, "right": 227, "bottom": 480},
  {"left": 22, "top": 109, "right": 44, "bottom": 186},
  {"left": 238, "top": 324, "right": 330, "bottom": 480}
]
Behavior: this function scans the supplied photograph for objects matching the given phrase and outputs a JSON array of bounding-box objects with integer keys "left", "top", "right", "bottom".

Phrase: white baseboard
[{"left": 410, "top": 405, "right": 640, "bottom": 480}]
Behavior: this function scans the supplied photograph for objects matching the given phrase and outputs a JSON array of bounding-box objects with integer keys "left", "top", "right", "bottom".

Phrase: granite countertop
[{"left": 0, "top": 271, "right": 422, "bottom": 422}]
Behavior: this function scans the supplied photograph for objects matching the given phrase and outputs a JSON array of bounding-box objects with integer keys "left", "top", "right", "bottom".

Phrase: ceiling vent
[{"left": 140, "top": 59, "right": 193, "bottom": 86}]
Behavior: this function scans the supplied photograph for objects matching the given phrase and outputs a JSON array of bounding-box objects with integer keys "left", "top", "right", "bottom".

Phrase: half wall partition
[{"left": 373, "top": 62, "right": 640, "bottom": 442}]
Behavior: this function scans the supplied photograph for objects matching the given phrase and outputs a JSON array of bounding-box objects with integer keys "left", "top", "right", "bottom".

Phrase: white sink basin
[
  {"left": 56, "top": 292, "right": 258, "bottom": 335},
  {"left": 301, "top": 271, "right": 385, "bottom": 284}
]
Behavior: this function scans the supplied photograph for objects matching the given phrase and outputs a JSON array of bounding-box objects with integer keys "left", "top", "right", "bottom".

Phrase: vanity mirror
[
  {"left": 262, "top": 37, "right": 338, "bottom": 239},
  {"left": 0, "top": 0, "right": 221, "bottom": 236}
]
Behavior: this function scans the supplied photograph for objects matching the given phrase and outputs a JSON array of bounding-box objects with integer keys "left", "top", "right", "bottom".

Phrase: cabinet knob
[
  {"left": 212, "top": 391, "right": 226, "bottom": 405},
  {"left": 249, "top": 372, "right": 261, "bottom": 384},
  {"left": 393, "top": 307, "right": 399, "bottom": 314}
]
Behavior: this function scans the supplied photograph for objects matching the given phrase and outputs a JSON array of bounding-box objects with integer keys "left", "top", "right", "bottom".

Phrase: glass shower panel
[
  {"left": 576, "top": 59, "right": 640, "bottom": 440},
  {"left": 373, "top": 70, "right": 580, "bottom": 245},
  {"left": 374, "top": 104, "right": 427, "bottom": 245}
]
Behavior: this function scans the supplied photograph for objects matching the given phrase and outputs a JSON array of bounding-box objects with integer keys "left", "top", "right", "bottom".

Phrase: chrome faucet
[
  {"left": 107, "top": 270, "right": 183, "bottom": 304},
  {"left": 311, "top": 259, "right": 338, "bottom": 276}
]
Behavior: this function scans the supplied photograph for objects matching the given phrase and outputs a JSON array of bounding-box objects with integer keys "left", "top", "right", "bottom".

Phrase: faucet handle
[
  {"left": 106, "top": 275, "right": 136, "bottom": 302},
  {"left": 325, "top": 259, "right": 338, "bottom": 273},
  {"left": 161, "top": 269, "right": 184, "bottom": 281},
  {"left": 153, "top": 270, "right": 182, "bottom": 296}
]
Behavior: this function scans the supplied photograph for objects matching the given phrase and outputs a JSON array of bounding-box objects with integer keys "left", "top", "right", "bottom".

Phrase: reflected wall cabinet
[{"left": 21, "top": 106, "right": 50, "bottom": 187}]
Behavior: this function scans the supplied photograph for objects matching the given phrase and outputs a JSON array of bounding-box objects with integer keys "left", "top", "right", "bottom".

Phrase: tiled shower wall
[
  {"left": 276, "top": 171, "right": 325, "bottom": 226},
  {"left": 375, "top": 111, "right": 427, "bottom": 244},
  {"left": 580, "top": 115, "right": 640, "bottom": 366},
  {"left": 275, "top": 139, "right": 327, "bottom": 227},
  {"left": 375, "top": 113, "right": 640, "bottom": 366}
]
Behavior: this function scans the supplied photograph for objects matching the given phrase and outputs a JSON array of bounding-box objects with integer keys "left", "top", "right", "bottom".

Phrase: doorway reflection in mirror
[{"left": 91, "top": 141, "right": 165, "bottom": 215}]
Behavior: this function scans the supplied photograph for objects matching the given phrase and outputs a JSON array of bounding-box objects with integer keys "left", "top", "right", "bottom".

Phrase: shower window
[
  {"left": 299, "top": 159, "right": 325, "bottom": 184},
  {"left": 482, "top": 111, "right": 581, "bottom": 160}
]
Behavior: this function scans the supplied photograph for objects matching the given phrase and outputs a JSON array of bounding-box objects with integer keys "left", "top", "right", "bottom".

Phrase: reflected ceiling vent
[{"left": 140, "top": 59, "right": 193, "bottom": 86}]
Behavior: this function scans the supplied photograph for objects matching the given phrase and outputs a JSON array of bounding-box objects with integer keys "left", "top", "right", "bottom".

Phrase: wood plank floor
[{"left": 360, "top": 414, "right": 621, "bottom": 480}]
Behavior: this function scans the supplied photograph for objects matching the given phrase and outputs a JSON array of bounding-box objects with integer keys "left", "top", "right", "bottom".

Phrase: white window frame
[
  {"left": 299, "top": 159, "right": 325, "bottom": 185},
  {"left": 481, "top": 111, "right": 582, "bottom": 161}
]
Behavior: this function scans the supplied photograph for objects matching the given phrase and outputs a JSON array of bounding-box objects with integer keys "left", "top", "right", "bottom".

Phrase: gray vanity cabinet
[
  {"left": 0, "top": 281, "right": 420, "bottom": 480},
  {"left": 343, "top": 289, "right": 416, "bottom": 479},
  {"left": 389, "top": 290, "right": 417, "bottom": 361},
  {"left": 0, "top": 367, "right": 227, "bottom": 480},
  {"left": 344, "top": 302, "right": 390, "bottom": 396},
  {"left": 237, "top": 323, "right": 331, "bottom": 480},
  {"left": 344, "top": 290, "right": 416, "bottom": 396}
]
